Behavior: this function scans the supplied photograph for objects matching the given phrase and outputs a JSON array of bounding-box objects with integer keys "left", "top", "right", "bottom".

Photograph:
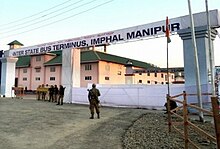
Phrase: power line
[
  {"left": 0, "top": 0, "right": 114, "bottom": 39},
  {"left": 0, "top": 0, "right": 73, "bottom": 27},
  {"left": 0, "top": 0, "right": 85, "bottom": 31},
  {"left": 1, "top": 0, "right": 98, "bottom": 34}
]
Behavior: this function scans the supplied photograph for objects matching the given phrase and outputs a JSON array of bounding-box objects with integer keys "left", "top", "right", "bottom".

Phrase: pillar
[
  {"left": 178, "top": 26, "right": 217, "bottom": 104},
  {"left": 62, "top": 48, "right": 80, "bottom": 103},
  {"left": 0, "top": 57, "right": 18, "bottom": 97}
]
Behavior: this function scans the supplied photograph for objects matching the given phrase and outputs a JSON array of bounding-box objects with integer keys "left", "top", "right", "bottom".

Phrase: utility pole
[
  {"left": 187, "top": 0, "right": 204, "bottom": 122},
  {"left": 205, "top": 0, "right": 216, "bottom": 96}
]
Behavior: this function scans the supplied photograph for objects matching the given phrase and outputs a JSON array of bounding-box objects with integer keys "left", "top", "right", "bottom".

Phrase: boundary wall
[{"left": 70, "top": 84, "right": 185, "bottom": 109}]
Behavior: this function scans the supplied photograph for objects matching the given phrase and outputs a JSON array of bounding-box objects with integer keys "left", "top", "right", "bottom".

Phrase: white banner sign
[{"left": 8, "top": 9, "right": 219, "bottom": 57}]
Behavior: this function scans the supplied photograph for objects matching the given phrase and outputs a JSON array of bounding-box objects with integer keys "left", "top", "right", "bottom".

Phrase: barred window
[
  {"left": 36, "top": 68, "right": 41, "bottom": 73},
  {"left": 23, "top": 69, "right": 27, "bottom": 73},
  {"left": 117, "top": 71, "right": 121, "bottom": 75},
  {"left": 50, "top": 77, "right": 55, "bottom": 81},
  {"left": 35, "top": 77, "right": 40, "bottom": 81},
  {"left": 105, "top": 77, "right": 109, "bottom": 80},
  {"left": 105, "top": 65, "right": 110, "bottom": 71},
  {"left": 85, "top": 65, "right": 92, "bottom": 70},
  {"left": 36, "top": 56, "right": 41, "bottom": 61},
  {"left": 50, "top": 67, "right": 56, "bottom": 72},
  {"left": 85, "top": 76, "right": 92, "bottom": 80}
]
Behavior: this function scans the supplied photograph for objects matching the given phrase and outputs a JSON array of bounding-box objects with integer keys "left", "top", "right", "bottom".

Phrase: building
[
  {"left": 8, "top": 40, "right": 24, "bottom": 50},
  {"left": 165, "top": 67, "right": 184, "bottom": 84},
  {"left": 6, "top": 41, "right": 176, "bottom": 90}
]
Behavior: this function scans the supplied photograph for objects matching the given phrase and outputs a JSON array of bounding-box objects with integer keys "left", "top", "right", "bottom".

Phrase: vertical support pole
[
  {"left": 104, "top": 44, "right": 107, "bottom": 53},
  {"left": 205, "top": 0, "right": 216, "bottom": 96},
  {"left": 187, "top": 0, "right": 204, "bottom": 122},
  {"left": 167, "top": 94, "right": 171, "bottom": 132},
  {"left": 211, "top": 96, "right": 220, "bottom": 148},
  {"left": 183, "top": 91, "right": 189, "bottom": 149},
  {"left": 166, "top": 40, "right": 170, "bottom": 96}
]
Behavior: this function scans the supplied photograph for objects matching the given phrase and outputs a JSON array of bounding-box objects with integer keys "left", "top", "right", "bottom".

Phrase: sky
[{"left": 0, "top": 0, "right": 220, "bottom": 68}]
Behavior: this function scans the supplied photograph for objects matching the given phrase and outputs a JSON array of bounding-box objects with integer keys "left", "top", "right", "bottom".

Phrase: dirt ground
[{"left": 0, "top": 97, "right": 152, "bottom": 149}]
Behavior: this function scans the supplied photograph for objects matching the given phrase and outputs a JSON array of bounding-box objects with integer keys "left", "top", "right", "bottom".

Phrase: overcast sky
[{"left": 0, "top": 0, "right": 219, "bottom": 67}]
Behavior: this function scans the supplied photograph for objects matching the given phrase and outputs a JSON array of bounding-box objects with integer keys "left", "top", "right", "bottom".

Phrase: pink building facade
[
  {"left": 8, "top": 40, "right": 176, "bottom": 90},
  {"left": 15, "top": 49, "right": 175, "bottom": 90},
  {"left": 15, "top": 53, "right": 62, "bottom": 90}
]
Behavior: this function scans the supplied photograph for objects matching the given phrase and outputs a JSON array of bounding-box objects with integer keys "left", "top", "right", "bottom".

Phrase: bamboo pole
[
  {"left": 188, "top": 121, "right": 216, "bottom": 142},
  {"left": 183, "top": 91, "right": 189, "bottom": 149},
  {"left": 167, "top": 94, "right": 172, "bottom": 132},
  {"left": 211, "top": 96, "right": 220, "bottom": 148},
  {"left": 187, "top": 104, "right": 213, "bottom": 115}
]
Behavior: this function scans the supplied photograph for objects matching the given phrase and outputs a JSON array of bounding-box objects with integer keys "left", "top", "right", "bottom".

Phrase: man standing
[
  {"left": 54, "top": 84, "right": 59, "bottom": 102},
  {"left": 57, "top": 85, "right": 65, "bottom": 105},
  {"left": 88, "top": 83, "right": 101, "bottom": 119},
  {"left": 48, "top": 85, "right": 54, "bottom": 102},
  {"left": 54, "top": 85, "right": 58, "bottom": 103}
]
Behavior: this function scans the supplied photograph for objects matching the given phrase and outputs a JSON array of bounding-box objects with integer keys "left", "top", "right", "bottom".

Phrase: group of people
[
  {"left": 37, "top": 83, "right": 101, "bottom": 119},
  {"left": 37, "top": 84, "right": 65, "bottom": 105}
]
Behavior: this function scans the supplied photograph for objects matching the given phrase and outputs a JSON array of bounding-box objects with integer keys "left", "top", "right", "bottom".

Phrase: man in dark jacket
[
  {"left": 54, "top": 85, "right": 59, "bottom": 103},
  {"left": 48, "top": 85, "right": 54, "bottom": 102},
  {"left": 164, "top": 100, "right": 178, "bottom": 114},
  {"left": 57, "top": 85, "right": 65, "bottom": 105},
  {"left": 88, "top": 83, "right": 101, "bottom": 119}
]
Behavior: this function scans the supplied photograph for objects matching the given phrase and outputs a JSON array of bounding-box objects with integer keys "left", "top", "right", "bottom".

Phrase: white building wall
[{"left": 71, "top": 84, "right": 185, "bottom": 110}]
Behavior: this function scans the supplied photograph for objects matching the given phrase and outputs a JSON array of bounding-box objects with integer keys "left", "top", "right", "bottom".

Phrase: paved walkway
[{"left": 0, "top": 97, "right": 150, "bottom": 149}]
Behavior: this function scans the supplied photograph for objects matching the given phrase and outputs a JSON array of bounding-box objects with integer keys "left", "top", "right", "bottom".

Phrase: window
[
  {"left": 138, "top": 80, "right": 142, "bottom": 83},
  {"left": 23, "top": 69, "right": 27, "bottom": 73},
  {"left": 155, "top": 81, "right": 158, "bottom": 84},
  {"left": 36, "top": 56, "right": 41, "bottom": 61},
  {"left": 23, "top": 77, "right": 27, "bottom": 81},
  {"left": 118, "top": 65, "right": 122, "bottom": 69},
  {"left": 85, "top": 76, "right": 92, "bottom": 80},
  {"left": 105, "top": 77, "right": 109, "bottom": 80},
  {"left": 154, "top": 73, "right": 157, "bottom": 77},
  {"left": 147, "top": 80, "right": 150, "bottom": 84},
  {"left": 161, "top": 74, "right": 164, "bottom": 78},
  {"left": 165, "top": 75, "right": 168, "bottom": 81},
  {"left": 50, "top": 77, "right": 55, "bottom": 81},
  {"left": 147, "top": 72, "right": 150, "bottom": 76},
  {"left": 139, "top": 73, "right": 142, "bottom": 75},
  {"left": 36, "top": 68, "right": 41, "bottom": 73},
  {"left": 50, "top": 66, "right": 56, "bottom": 72},
  {"left": 35, "top": 77, "right": 40, "bottom": 81},
  {"left": 105, "top": 65, "right": 110, "bottom": 71},
  {"left": 85, "top": 64, "right": 92, "bottom": 70}
]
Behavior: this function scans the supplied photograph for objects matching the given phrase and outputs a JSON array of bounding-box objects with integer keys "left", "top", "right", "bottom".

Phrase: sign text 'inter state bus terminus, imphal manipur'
[{"left": 11, "top": 22, "right": 180, "bottom": 57}]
